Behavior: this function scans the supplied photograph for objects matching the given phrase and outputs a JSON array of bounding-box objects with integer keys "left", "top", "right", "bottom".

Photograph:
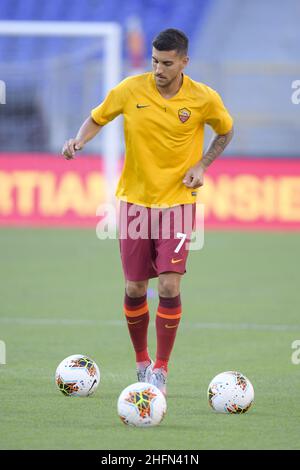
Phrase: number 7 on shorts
[{"left": 174, "top": 232, "right": 187, "bottom": 254}]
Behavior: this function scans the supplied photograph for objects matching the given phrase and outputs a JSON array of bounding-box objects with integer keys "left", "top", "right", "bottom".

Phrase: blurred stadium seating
[
  {"left": 1, "top": 0, "right": 299, "bottom": 156},
  {"left": 194, "top": 0, "right": 300, "bottom": 157},
  {"left": 0, "top": 0, "right": 209, "bottom": 61},
  {"left": 0, "top": 0, "right": 210, "bottom": 152}
]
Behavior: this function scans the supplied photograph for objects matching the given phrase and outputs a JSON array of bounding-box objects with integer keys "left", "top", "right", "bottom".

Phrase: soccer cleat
[
  {"left": 149, "top": 367, "right": 167, "bottom": 397},
  {"left": 136, "top": 359, "right": 154, "bottom": 383}
]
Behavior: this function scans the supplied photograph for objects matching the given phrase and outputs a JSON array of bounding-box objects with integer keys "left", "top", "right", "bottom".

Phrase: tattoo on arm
[{"left": 200, "top": 127, "right": 234, "bottom": 170}]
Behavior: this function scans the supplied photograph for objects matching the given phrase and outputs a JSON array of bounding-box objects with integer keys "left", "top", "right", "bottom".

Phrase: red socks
[
  {"left": 124, "top": 292, "right": 150, "bottom": 363},
  {"left": 154, "top": 295, "right": 182, "bottom": 371},
  {"left": 124, "top": 292, "right": 182, "bottom": 371}
]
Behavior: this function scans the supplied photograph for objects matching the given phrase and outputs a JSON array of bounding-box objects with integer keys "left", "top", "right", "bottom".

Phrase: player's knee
[
  {"left": 158, "top": 277, "right": 180, "bottom": 298},
  {"left": 126, "top": 280, "right": 147, "bottom": 298}
]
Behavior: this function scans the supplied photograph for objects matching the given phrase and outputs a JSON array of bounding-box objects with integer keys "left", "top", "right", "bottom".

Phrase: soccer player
[{"left": 62, "top": 29, "right": 233, "bottom": 396}]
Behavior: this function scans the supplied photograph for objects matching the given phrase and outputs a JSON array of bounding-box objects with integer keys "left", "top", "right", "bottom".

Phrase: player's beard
[
  {"left": 155, "top": 70, "right": 184, "bottom": 89},
  {"left": 155, "top": 74, "right": 176, "bottom": 88}
]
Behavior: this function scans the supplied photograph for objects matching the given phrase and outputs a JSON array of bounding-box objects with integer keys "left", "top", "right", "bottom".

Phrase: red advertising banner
[
  {"left": 0, "top": 153, "right": 299, "bottom": 230},
  {"left": 198, "top": 158, "right": 300, "bottom": 230},
  {"left": 0, "top": 154, "right": 107, "bottom": 227}
]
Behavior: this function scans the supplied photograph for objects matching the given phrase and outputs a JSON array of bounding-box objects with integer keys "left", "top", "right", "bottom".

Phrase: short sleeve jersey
[{"left": 91, "top": 73, "right": 233, "bottom": 207}]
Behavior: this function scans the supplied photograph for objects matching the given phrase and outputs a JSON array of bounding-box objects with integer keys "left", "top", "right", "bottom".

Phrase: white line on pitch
[{"left": 0, "top": 317, "right": 300, "bottom": 332}]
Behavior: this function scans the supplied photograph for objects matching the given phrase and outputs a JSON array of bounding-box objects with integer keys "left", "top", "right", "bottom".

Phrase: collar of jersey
[{"left": 150, "top": 73, "right": 186, "bottom": 101}]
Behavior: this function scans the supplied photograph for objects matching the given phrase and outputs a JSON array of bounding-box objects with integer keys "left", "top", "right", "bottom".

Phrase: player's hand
[
  {"left": 183, "top": 163, "right": 205, "bottom": 189},
  {"left": 62, "top": 139, "right": 84, "bottom": 160}
]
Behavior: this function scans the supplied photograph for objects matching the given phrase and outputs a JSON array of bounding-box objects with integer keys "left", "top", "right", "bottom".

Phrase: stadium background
[{"left": 0, "top": 0, "right": 300, "bottom": 450}]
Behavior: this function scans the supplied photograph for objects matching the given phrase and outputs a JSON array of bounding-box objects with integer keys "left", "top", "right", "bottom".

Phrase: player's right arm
[
  {"left": 62, "top": 117, "right": 102, "bottom": 160},
  {"left": 62, "top": 78, "right": 130, "bottom": 160}
]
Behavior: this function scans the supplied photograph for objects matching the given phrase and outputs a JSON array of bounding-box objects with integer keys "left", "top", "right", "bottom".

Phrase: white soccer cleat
[
  {"left": 150, "top": 367, "right": 167, "bottom": 397},
  {"left": 136, "top": 359, "right": 154, "bottom": 383}
]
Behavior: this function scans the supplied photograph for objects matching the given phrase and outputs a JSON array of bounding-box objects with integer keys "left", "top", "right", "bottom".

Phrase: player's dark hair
[{"left": 152, "top": 28, "right": 188, "bottom": 56}]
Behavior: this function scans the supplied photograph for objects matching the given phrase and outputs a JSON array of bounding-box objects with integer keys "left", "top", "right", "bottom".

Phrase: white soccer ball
[
  {"left": 208, "top": 371, "right": 254, "bottom": 414},
  {"left": 117, "top": 382, "right": 167, "bottom": 427},
  {"left": 55, "top": 354, "right": 100, "bottom": 397}
]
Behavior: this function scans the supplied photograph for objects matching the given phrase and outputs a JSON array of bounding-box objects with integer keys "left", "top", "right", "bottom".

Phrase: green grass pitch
[{"left": 0, "top": 227, "right": 299, "bottom": 450}]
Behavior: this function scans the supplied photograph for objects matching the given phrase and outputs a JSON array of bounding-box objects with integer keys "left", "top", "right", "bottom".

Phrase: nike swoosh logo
[
  {"left": 171, "top": 258, "right": 183, "bottom": 264},
  {"left": 127, "top": 320, "right": 142, "bottom": 325},
  {"left": 88, "top": 379, "right": 97, "bottom": 392},
  {"left": 165, "top": 324, "right": 178, "bottom": 329},
  {"left": 136, "top": 104, "right": 150, "bottom": 108}
]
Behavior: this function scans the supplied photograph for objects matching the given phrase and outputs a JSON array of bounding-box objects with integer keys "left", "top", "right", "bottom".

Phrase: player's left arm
[{"left": 183, "top": 126, "right": 234, "bottom": 189}]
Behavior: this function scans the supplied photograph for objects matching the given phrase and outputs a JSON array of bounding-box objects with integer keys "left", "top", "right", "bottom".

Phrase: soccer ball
[
  {"left": 207, "top": 371, "right": 254, "bottom": 414},
  {"left": 55, "top": 354, "right": 100, "bottom": 397},
  {"left": 117, "top": 382, "right": 167, "bottom": 427}
]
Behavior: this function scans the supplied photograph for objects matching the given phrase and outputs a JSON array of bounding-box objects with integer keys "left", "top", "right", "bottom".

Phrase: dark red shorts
[{"left": 118, "top": 201, "right": 196, "bottom": 281}]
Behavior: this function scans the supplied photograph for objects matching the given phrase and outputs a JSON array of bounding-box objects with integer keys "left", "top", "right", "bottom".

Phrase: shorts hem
[{"left": 157, "top": 268, "right": 187, "bottom": 276}]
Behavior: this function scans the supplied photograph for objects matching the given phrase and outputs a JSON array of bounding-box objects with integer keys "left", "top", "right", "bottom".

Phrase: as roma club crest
[{"left": 178, "top": 107, "right": 191, "bottom": 123}]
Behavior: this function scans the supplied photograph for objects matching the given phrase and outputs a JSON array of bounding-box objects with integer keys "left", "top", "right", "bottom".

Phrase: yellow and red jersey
[{"left": 91, "top": 72, "right": 233, "bottom": 207}]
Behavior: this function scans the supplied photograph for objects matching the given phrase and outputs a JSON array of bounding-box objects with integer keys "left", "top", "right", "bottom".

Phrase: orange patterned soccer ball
[
  {"left": 208, "top": 371, "right": 254, "bottom": 414},
  {"left": 55, "top": 354, "right": 100, "bottom": 397},
  {"left": 117, "top": 382, "right": 167, "bottom": 427}
]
